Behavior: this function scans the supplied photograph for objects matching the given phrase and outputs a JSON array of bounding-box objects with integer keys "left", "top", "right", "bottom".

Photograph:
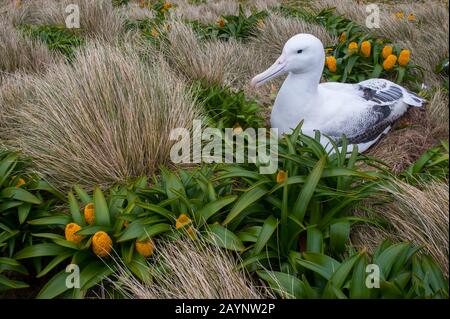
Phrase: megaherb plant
[
  {"left": 13, "top": 167, "right": 240, "bottom": 298},
  {"left": 193, "top": 82, "right": 265, "bottom": 129},
  {"left": 18, "top": 24, "right": 84, "bottom": 60},
  {"left": 214, "top": 124, "right": 383, "bottom": 269},
  {"left": 12, "top": 179, "right": 158, "bottom": 298},
  {"left": 259, "top": 240, "right": 448, "bottom": 299},
  {"left": 210, "top": 123, "right": 447, "bottom": 299},
  {"left": 190, "top": 5, "right": 267, "bottom": 41},
  {"left": 0, "top": 150, "right": 63, "bottom": 291}
]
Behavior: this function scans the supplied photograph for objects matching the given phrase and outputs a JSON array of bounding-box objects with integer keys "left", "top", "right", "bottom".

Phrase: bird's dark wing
[{"left": 326, "top": 80, "right": 405, "bottom": 145}]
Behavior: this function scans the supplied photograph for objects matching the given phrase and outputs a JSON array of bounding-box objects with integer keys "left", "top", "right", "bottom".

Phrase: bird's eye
[{"left": 297, "top": 49, "right": 303, "bottom": 54}]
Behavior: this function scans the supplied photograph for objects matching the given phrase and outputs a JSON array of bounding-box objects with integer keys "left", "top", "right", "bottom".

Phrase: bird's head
[{"left": 251, "top": 34, "right": 325, "bottom": 87}]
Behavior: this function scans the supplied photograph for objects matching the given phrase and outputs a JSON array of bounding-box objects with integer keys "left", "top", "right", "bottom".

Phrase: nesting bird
[{"left": 251, "top": 34, "right": 425, "bottom": 152}]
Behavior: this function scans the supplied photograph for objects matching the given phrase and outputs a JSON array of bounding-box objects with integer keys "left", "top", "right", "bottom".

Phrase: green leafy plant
[
  {"left": 193, "top": 82, "right": 265, "bottom": 129},
  {"left": 401, "top": 141, "right": 449, "bottom": 183},
  {"left": 190, "top": 5, "right": 267, "bottom": 41},
  {"left": 0, "top": 150, "right": 63, "bottom": 292},
  {"left": 213, "top": 123, "right": 383, "bottom": 274},
  {"left": 13, "top": 179, "right": 157, "bottom": 298},
  {"left": 112, "top": 0, "right": 130, "bottom": 7},
  {"left": 18, "top": 24, "right": 84, "bottom": 60},
  {"left": 260, "top": 240, "right": 448, "bottom": 299}
]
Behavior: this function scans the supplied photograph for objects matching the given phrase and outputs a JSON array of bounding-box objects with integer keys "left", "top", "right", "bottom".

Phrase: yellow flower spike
[
  {"left": 232, "top": 123, "right": 243, "bottom": 134},
  {"left": 15, "top": 178, "right": 26, "bottom": 188},
  {"left": 176, "top": 214, "right": 192, "bottom": 229},
  {"left": 257, "top": 19, "right": 265, "bottom": 29},
  {"left": 383, "top": 54, "right": 397, "bottom": 71},
  {"left": 407, "top": 13, "right": 415, "bottom": 21},
  {"left": 163, "top": 2, "right": 172, "bottom": 10},
  {"left": 325, "top": 56, "right": 337, "bottom": 73},
  {"left": 276, "top": 170, "right": 287, "bottom": 184},
  {"left": 65, "top": 223, "right": 84, "bottom": 244},
  {"left": 92, "top": 231, "right": 112, "bottom": 257},
  {"left": 135, "top": 239, "right": 155, "bottom": 257},
  {"left": 348, "top": 42, "right": 358, "bottom": 55},
  {"left": 151, "top": 27, "right": 158, "bottom": 37},
  {"left": 217, "top": 18, "right": 226, "bottom": 28},
  {"left": 398, "top": 49, "right": 410, "bottom": 66},
  {"left": 361, "top": 41, "right": 371, "bottom": 58},
  {"left": 84, "top": 203, "right": 95, "bottom": 225},
  {"left": 382, "top": 45, "right": 393, "bottom": 59},
  {"left": 395, "top": 11, "right": 404, "bottom": 19},
  {"left": 339, "top": 32, "right": 346, "bottom": 43}
]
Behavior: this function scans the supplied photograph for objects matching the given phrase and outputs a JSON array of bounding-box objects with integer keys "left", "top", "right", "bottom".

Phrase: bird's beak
[{"left": 251, "top": 54, "right": 287, "bottom": 87}]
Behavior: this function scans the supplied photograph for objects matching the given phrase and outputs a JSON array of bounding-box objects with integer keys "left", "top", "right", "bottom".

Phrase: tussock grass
[
  {"left": 163, "top": 20, "right": 268, "bottom": 92},
  {"left": 171, "top": 0, "right": 278, "bottom": 24},
  {"left": 427, "top": 88, "right": 449, "bottom": 139},
  {"left": 0, "top": 0, "right": 64, "bottom": 26},
  {"left": 163, "top": 21, "right": 242, "bottom": 86},
  {"left": 111, "top": 235, "right": 271, "bottom": 299},
  {"left": 353, "top": 179, "right": 449, "bottom": 277},
  {"left": 0, "top": 42, "right": 199, "bottom": 190},
  {"left": 2, "top": 0, "right": 126, "bottom": 43},
  {"left": 252, "top": 13, "right": 337, "bottom": 62},
  {"left": 0, "top": 20, "right": 60, "bottom": 82}
]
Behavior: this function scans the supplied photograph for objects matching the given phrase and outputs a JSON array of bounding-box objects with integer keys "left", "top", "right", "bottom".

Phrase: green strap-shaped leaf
[
  {"left": 36, "top": 269, "right": 71, "bottom": 299},
  {"left": 93, "top": 187, "right": 110, "bottom": 227},
  {"left": 257, "top": 270, "right": 307, "bottom": 299},
  {"left": 15, "top": 243, "right": 72, "bottom": 259},
  {"left": 196, "top": 195, "right": 237, "bottom": 226},
  {"left": 68, "top": 191, "right": 84, "bottom": 226},
  {"left": 73, "top": 185, "right": 91, "bottom": 204},
  {"left": 322, "top": 253, "right": 361, "bottom": 298},
  {"left": 0, "top": 187, "right": 41, "bottom": 205},
  {"left": 253, "top": 215, "right": 278, "bottom": 255},
  {"left": 292, "top": 156, "right": 326, "bottom": 223},
  {"left": 207, "top": 224, "right": 245, "bottom": 252},
  {"left": 223, "top": 182, "right": 269, "bottom": 225},
  {"left": 292, "top": 251, "right": 340, "bottom": 280}
]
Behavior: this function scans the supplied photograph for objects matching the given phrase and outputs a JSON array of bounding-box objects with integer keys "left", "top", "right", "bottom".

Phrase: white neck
[{"left": 280, "top": 66, "right": 322, "bottom": 107}]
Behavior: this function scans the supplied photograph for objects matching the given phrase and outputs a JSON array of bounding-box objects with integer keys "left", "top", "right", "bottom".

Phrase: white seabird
[{"left": 251, "top": 33, "right": 425, "bottom": 152}]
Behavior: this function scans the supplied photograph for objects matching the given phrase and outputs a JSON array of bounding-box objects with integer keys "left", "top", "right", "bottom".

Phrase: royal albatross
[{"left": 251, "top": 33, "right": 425, "bottom": 153}]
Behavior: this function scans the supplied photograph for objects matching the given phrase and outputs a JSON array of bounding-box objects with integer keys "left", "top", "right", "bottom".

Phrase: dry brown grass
[
  {"left": 171, "top": 0, "right": 279, "bottom": 24},
  {"left": 427, "top": 88, "right": 449, "bottom": 138},
  {"left": 367, "top": 107, "right": 437, "bottom": 173},
  {"left": 163, "top": 21, "right": 245, "bottom": 87},
  {"left": 111, "top": 235, "right": 271, "bottom": 299},
  {"left": 0, "top": 42, "right": 199, "bottom": 191},
  {"left": 252, "top": 13, "right": 337, "bottom": 62},
  {"left": 1, "top": 0, "right": 126, "bottom": 43},
  {"left": 352, "top": 178, "right": 449, "bottom": 277},
  {"left": 0, "top": 20, "right": 60, "bottom": 83}
]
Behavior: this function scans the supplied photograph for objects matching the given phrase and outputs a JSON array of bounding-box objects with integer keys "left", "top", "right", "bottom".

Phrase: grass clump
[
  {"left": 0, "top": 43, "right": 198, "bottom": 191},
  {"left": 111, "top": 235, "right": 270, "bottom": 299}
]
